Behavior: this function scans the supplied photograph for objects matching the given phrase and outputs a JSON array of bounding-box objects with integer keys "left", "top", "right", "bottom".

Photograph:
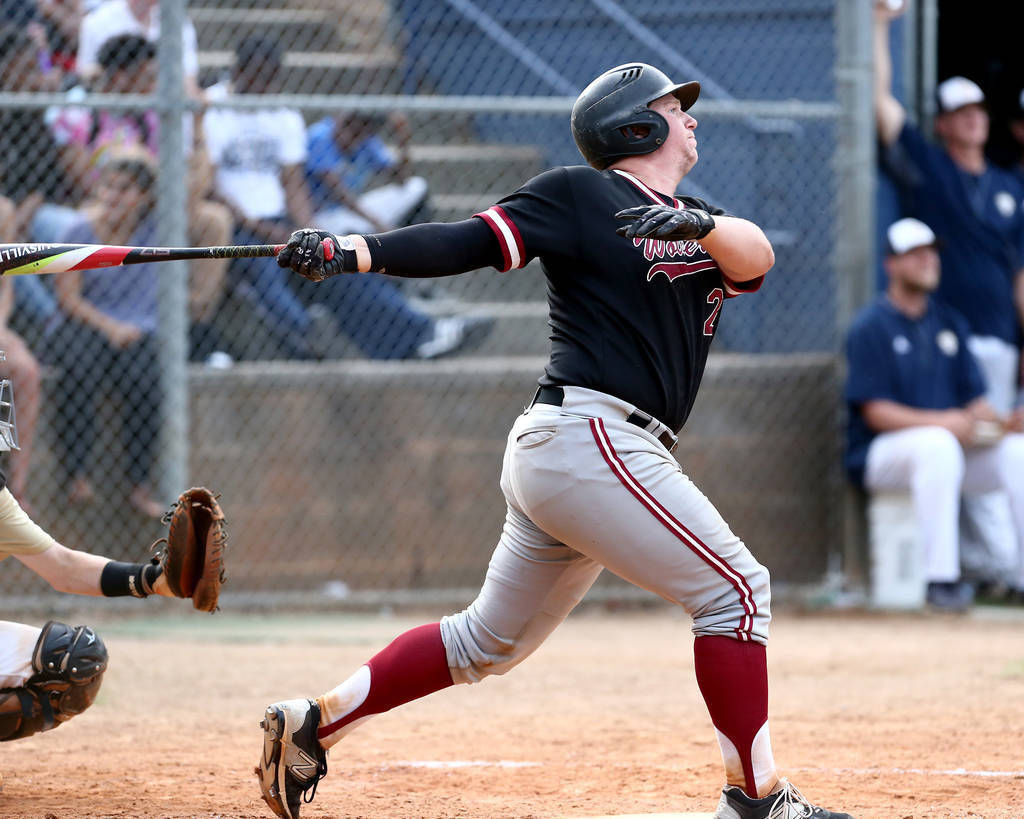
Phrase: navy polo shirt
[
  {"left": 844, "top": 296, "right": 986, "bottom": 485},
  {"left": 897, "top": 124, "right": 1024, "bottom": 345}
]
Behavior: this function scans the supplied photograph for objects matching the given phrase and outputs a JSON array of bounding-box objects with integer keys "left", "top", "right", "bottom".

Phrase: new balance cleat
[
  {"left": 714, "top": 779, "right": 854, "bottom": 819},
  {"left": 255, "top": 698, "right": 328, "bottom": 819}
]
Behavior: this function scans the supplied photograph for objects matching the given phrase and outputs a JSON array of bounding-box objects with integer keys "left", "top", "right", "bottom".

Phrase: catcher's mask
[
  {"left": 571, "top": 62, "right": 700, "bottom": 170},
  {"left": 0, "top": 351, "right": 18, "bottom": 452}
]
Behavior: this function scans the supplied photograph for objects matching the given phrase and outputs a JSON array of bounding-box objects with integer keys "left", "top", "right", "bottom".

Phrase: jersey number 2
[{"left": 703, "top": 288, "right": 723, "bottom": 336}]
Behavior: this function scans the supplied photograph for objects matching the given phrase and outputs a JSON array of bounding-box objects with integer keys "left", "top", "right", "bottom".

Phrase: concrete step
[
  {"left": 402, "top": 260, "right": 546, "bottom": 303},
  {"left": 193, "top": 0, "right": 339, "bottom": 8},
  {"left": 198, "top": 50, "right": 401, "bottom": 93},
  {"left": 24, "top": 354, "right": 837, "bottom": 592},
  {"left": 192, "top": 8, "right": 341, "bottom": 52},
  {"left": 406, "top": 144, "right": 543, "bottom": 195},
  {"left": 308, "top": 302, "right": 551, "bottom": 359},
  {"left": 430, "top": 193, "right": 502, "bottom": 223}
]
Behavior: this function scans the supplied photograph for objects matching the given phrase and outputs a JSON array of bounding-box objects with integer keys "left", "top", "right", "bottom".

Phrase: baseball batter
[{"left": 259, "top": 63, "right": 852, "bottom": 819}]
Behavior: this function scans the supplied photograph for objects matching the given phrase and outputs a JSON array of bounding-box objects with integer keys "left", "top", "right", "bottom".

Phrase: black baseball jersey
[{"left": 475, "top": 165, "right": 763, "bottom": 432}]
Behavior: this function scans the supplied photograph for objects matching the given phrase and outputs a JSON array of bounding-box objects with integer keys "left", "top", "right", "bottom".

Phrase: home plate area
[{"left": 584, "top": 814, "right": 714, "bottom": 818}]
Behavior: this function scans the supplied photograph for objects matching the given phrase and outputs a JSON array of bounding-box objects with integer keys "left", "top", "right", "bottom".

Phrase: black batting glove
[
  {"left": 276, "top": 229, "right": 351, "bottom": 282},
  {"left": 615, "top": 205, "right": 716, "bottom": 241}
]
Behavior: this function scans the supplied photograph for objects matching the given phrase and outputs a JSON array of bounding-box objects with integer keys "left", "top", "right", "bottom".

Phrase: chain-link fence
[{"left": 0, "top": 0, "right": 873, "bottom": 608}]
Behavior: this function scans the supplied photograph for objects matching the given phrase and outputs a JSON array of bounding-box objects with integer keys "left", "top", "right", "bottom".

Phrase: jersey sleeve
[
  {"left": 845, "top": 315, "right": 897, "bottom": 405},
  {"left": 473, "top": 167, "right": 575, "bottom": 272}
]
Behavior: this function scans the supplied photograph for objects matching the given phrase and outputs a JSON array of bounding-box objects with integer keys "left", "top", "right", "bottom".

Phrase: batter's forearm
[
  {"left": 346, "top": 219, "right": 503, "bottom": 277},
  {"left": 700, "top": 216, "right": 774, "bottom": 281}
]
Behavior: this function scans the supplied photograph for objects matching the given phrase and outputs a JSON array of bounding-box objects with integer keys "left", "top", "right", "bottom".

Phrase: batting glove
[
  {"left": 615, "top": 205, "right": 716, "bottom": 241},
  {"left": 277, "top": 229, "right": 354, "bottom": 282}
]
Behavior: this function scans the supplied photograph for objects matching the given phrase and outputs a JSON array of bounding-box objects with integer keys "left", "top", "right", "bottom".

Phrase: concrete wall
[{"left": 11, "top": 354, "right": 840, "bottom": 601}]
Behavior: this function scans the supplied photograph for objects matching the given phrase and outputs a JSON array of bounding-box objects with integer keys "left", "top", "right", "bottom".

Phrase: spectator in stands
[
  {"left": 2, "top": 0, "right": 84, "bottom": 78},
  {"left": 0, "top": 26, "right": 77, "bottom": 341},
  {"left": 76, "top": 0, "right": 202, "bottom": 98},
  {"left": 35, "top": 0, "right": 84, "bottom": 76},
  {"left": 306, "top": 111, "right": 430, "bottom": 236},
  {"left": 846, "top": 218, "right": 1024, "bottom": 609},
  {"left": 205, "top": 35, "right": 492, "bottom": 360},
  {"left": 875, "top": 4, "right": 1024, "bottom": 590},
  {"left": 47, "top": 150, "right": 165, "bottom": 518},
  {"left": 0, "top": 208, "right": 43, "bottom": 510},
  {"left": 52, "top": 34, "right": 233, "bottom": 363}
]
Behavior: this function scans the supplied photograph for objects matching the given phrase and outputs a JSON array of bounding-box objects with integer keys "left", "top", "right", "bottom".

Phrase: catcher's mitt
[{"left": 154, "top": 487, "right": 227, "bottom": 612}]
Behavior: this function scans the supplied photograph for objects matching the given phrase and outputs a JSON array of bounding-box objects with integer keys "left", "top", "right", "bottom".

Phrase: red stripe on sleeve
[
  {"left": 473, "top": 210, "right": 512, "bottom": 272},
  {"left": 491, "top": 206, "right": 526, "bottom": 268}
]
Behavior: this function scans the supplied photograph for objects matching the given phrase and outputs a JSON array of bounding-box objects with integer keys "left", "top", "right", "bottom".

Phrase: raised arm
[{"left": 874, "top": 1, "right": 907, "bottom": 147}]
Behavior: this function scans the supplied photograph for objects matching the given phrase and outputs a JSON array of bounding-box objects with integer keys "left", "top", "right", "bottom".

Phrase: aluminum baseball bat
[{"left": 0, "top": 239, "right": 334, "bottom": 276}]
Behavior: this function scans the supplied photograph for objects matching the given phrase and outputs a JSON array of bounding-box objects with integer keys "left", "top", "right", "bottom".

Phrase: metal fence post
[
  {"left": 835, "top": 0, "right": 877, "bottom": 585},
  {"left": 156, "top": 0, "right": 189, "bottom": 500}
]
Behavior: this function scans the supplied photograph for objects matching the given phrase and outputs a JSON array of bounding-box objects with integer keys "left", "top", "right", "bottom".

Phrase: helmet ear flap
[{"left": 590, "top": 108, "right": 671, "bottom": 170}]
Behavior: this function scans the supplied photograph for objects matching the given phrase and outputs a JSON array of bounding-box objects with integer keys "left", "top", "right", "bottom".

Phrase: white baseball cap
[
  {"left": 886, "top": 218, "right": 937, "bottom": 255},
  {"left": 936, "top": 76, "right": 985, "bottom": 113}
]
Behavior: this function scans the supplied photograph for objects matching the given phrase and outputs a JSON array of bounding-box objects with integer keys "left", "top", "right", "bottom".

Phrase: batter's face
[
  {"left": 649, "top": 93, "right": 698, "bottom": 174},
  {"left": 885, "top": 245, "right": 941, "bottom": 293}
]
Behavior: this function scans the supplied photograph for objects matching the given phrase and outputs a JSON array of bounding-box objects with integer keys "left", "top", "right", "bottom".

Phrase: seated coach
[{"left": 844, "top": 218, "right": 1024, "bottom": 609}]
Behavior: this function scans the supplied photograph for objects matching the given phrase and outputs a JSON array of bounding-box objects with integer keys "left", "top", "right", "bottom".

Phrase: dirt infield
[{"left": 1, "top": 607, "right": 1022, "bottom": 818}]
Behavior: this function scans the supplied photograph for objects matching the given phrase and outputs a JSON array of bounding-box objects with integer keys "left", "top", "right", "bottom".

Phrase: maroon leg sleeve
[
  {"left": 693, "top": 635, "right": 771, "bottom": 797},
  {"left": 318, "top": 623, "right": 454, "bottom": 740}
]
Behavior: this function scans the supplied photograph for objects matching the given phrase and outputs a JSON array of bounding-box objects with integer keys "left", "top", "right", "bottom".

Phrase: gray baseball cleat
[
  {"left": 255, "top": 698, "right": 329, "bottom": 819},
  {"left": 714, "top": 779, "right": 853, "bottom": 819}
]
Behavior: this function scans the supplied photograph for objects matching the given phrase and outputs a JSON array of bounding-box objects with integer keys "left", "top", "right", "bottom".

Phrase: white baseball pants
[
  {"left": 442, "top": 387, "right": 772, "bottom": 684},
  {"left": 864, "top": 426, "right": 1024, "bottom": 584},
  {"left": 960, "top": 336, "right": 1022, "bottom": 582}
]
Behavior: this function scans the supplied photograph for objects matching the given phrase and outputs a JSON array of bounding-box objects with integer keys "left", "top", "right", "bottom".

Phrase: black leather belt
[{"left": 531, "top": 385, "right": 678, "bottom": 451}]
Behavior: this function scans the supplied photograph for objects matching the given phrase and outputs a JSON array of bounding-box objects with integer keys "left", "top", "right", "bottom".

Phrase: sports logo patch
[{"left": 936, "top": 329, "right": 958, "bottom": 356}]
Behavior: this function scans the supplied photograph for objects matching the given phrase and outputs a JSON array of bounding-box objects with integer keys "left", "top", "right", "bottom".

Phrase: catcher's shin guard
[
  {"left": 0, "top": 621, "right": 108, "bottom": 741},
  {"left": 256, "top": 698, "right": 328, "bottom": 819}
]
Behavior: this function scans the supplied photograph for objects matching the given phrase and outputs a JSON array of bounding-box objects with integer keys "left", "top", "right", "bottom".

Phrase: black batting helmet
[{"left": 571, "top": 63, "right": 700, "bottom": 170}]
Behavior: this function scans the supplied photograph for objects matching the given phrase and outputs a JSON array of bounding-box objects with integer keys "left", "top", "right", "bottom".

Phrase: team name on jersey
[
  {"left": 633, "top": 237, "right": 718, "bottom": 283},
  {"left": 633, "top": 236, "right": 704, "bottom": 262}
]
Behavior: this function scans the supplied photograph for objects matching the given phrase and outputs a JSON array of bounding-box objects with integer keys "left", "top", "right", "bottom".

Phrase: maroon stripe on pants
[{"left": 589, "top": 418, "right": 756, "bottom": 639}]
